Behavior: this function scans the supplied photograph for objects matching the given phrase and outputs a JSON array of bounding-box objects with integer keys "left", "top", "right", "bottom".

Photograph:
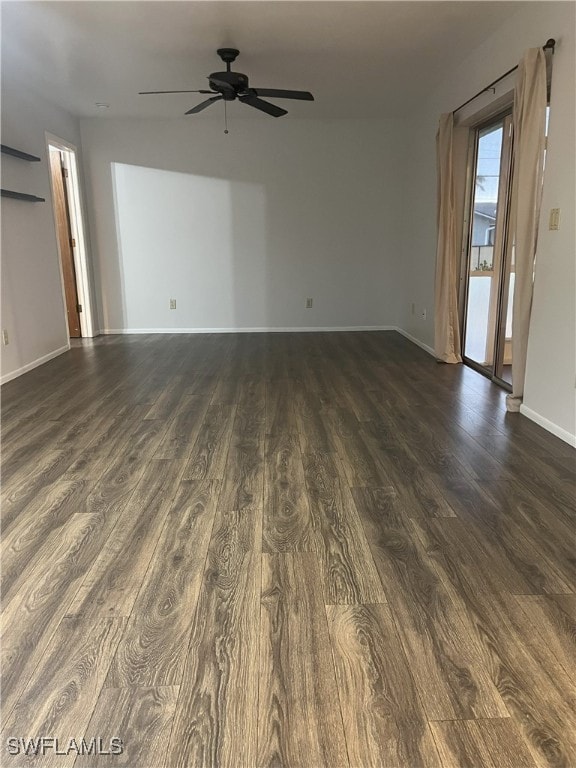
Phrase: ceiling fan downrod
[{"left": 216, "top": 48, "right": 240, "bottom": 72}]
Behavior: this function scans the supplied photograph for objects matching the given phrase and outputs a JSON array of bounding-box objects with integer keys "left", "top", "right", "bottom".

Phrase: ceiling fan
[{"left": 139, "top": 48, "right": 314, "bottom": 118}]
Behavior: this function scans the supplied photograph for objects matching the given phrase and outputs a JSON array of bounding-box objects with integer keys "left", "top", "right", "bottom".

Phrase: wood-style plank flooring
[{"left": 1, "top": 331, "right": 575, "bottom": 768}]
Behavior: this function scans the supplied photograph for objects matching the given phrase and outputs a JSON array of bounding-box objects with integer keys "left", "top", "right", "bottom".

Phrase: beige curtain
[
  {"left": 434, "top": 113, "right": 462, "bottom": 364},
  {"left": 506, "top": 47, "right": 548, "bottom": 411}
]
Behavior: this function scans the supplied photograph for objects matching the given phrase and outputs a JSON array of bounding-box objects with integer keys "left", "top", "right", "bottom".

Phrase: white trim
[
  {"left": 519, "top": 404, "right": 576, "bottom": 448},
  {"left": 1, "top": 345, "right": 70, "bottom": 385},
  {"left": 395, "top": 327, "right": 436, "bottom": 357},
  {"left": 100, "top": 325, "right": 398, "bottom": 334}
]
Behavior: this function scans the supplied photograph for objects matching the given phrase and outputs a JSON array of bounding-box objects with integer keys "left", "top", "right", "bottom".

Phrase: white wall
[
  {"left": 1, "top": 79, "right": 84, "bottom": 382},
  {"left": 80, "top": 117, "right": 403, "bottom": 332},
  {"left": 522, "top": 10, "right": 576, "bottom": 444},
  {"left": 398, "top": 1, "right": 575, "bottom": 443}
]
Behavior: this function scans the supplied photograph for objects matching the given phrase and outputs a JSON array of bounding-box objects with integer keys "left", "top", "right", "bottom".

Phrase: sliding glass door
[{"left": 462, "top": 114, "right": 514, "bottom": 387}]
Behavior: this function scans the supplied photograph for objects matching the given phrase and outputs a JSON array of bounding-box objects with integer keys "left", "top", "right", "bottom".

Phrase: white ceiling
[{"left": 1, "top": 1, "right": 525, "bottom": 119}]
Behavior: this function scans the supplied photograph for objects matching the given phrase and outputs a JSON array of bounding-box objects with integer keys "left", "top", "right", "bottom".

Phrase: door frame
[{"left": 45, "top": 132, "right": 96, "bottom": 338}]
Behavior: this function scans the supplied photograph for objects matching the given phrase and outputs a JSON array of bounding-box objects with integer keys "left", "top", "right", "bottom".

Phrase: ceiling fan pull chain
[{"left": 224, "top": 100, "right": 229, "bottom": 135}]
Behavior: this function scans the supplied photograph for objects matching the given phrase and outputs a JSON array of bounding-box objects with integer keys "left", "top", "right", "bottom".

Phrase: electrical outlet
[
  {"left": 306, "top": 298, "right": 313, "bottom": 309},
  {"left": 2, "top": 330, "right": 8, "bottom": 345},
  {"left": 169, "top": 299, "right": 177, "bottom": 310}
]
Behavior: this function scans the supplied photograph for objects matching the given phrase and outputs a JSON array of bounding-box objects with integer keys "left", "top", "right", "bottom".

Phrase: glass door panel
[
  {"left": 462, "top": 114, "right": 513, "bottom": 387},
  {"left": 463, "top": 121, "right": 503, "bottom": 370}
]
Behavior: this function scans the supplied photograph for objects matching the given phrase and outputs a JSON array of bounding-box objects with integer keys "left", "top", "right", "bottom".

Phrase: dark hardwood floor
[{"left": 1, "top": 331, "right": 574, "bottom": 768}]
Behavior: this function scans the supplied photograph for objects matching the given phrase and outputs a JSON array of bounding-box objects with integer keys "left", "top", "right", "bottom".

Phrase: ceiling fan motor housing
[{"left": 209, "top": 71, "right": 249, "bottom": 99}]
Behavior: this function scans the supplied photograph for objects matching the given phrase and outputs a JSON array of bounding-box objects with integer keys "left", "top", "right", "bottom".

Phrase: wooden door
[{"left": 49, "top": 148, "right": 81, "bottom": 337}]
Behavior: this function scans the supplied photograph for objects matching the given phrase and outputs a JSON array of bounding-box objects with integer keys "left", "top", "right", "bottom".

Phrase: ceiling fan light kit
[{"left": 139, "top": 48, "right": 314, "bottom": 133}]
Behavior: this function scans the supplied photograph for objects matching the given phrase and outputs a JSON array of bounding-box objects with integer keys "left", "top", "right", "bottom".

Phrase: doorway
[
  {"left": 46, "top": 136, "right": 95, "bottom": 339},
  {"left": 461, "top": 113, "right": 514, "bottom": 389}
]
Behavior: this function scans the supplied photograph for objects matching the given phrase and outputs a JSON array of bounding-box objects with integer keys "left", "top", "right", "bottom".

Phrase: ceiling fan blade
[
  {"left": 185, "top": 96, "right": 222, "bottom": 115},
  {"left": 139, "top": 90, "right": 217, "bottom": 95},
  {"left": 238, "top": 94, "right": 287, "bottom": 118},
  {"left": 251, "top": 89, "right": 314, "bottom": 101}
]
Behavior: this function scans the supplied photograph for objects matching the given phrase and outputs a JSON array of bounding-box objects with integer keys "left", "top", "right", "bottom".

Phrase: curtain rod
[{"left": 452, "top": 38, "right": 555, "bottom": 114}]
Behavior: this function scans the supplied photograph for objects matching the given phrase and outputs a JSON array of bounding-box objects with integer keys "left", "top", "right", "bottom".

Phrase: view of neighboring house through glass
[{"left": 464, "top": 121, "right": 503, "bottom": 367}]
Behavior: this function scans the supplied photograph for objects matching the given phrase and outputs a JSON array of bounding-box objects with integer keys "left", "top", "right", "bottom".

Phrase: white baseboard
[
  {"left": 519, "top": 404, "right": 576, "bottom": 447},
  {"left": 100, "top": 325, "right": 398, "bottom": 334},
  {"left": 395, "top": 327, "right": 436, "bottom": 357},
  {"left": 0, "top": 344, "right": 70, "bottom": 385}
]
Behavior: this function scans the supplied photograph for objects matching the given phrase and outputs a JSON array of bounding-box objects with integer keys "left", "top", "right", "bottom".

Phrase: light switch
[{"left": 549, "top": 208, "right": 560, "bottom": 230}]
